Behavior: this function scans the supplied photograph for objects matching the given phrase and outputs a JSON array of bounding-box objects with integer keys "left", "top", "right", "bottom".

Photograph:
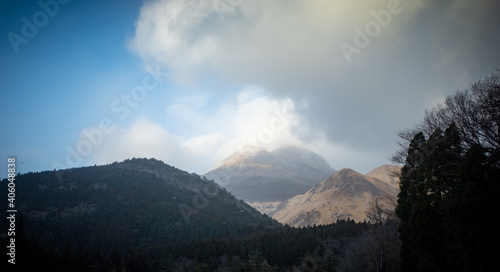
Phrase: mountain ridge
[
  {"left": 365, "top": 164, "right": 402, "bottom": 188},
  {"left": 1, "top": 158, "right": 279, "bottom": 253},
  {"left": 271, "top": 166, "right": 401, "bottom": 227}
]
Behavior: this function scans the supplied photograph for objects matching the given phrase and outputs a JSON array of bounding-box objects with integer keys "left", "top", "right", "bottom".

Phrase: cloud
[
  {"left": 92, "top": 89, "right": 307, "bottom": 172},
  {"left": 129, "top": 0, "right": 430, "bottom": 89},
  {"left": 128, "top": 0, "right": 500, "bottom": 172},
  {"left": 91, "top": 117, "right": 185, "bottom": 165},
  {"left": 91, "top": 88, "right": 387, "bottom": 173}
]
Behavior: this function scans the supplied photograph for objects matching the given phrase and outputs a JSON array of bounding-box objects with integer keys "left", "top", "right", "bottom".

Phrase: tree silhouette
[
  {"left": 396, "top": 123, "right": 500, "bottom": 271},
  {"left": 393, "top": 71, "right": 500, "bottom": 164}
]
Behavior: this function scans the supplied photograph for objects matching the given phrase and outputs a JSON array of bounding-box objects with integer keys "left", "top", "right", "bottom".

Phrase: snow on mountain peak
[{"left": 204, "top": 145, "right": 336, "bottom": 201}]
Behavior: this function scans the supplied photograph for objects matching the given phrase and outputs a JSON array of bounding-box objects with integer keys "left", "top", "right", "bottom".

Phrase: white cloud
[
  {"left": 89, "top": 86, "right": 389, "bottom": 172},
  {"left": 125, "top": 0, "right": 500, "bottom": 172},
  {"left": 91, "top": 90, "right": 306, "bottom": 172},
  {"left": 92, "top": 117, "right": 184, "bottom": 165}
]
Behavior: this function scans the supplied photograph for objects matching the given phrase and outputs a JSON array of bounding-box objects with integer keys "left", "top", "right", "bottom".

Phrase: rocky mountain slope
[
  {"left": 204, "top": 145, "right": 335, "bottom": 202},
  {"left": 365, "top": 164, "right": 401, "bottom": 188},
  {"left": 270, "top": 166, "right": 401, "bottom": 227}
]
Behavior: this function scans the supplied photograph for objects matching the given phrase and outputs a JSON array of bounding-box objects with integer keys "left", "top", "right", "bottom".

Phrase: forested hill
[
  {"left": 0, "top": 158, "right": 279, "bottom": 252},
  {"left": 1, "top": 158, "right": 400, "bottom": 271}
]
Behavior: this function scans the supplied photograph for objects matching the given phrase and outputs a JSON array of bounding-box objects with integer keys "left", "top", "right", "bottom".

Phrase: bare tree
[
  {"left": 366, "top": 194, "right": 398, "bottom": 224},
  {"left": 339, "top": 195, "right": 401, "bottom": 272},
  {"left": 392, "top": 71, "right": 500, "bottom": 164}
]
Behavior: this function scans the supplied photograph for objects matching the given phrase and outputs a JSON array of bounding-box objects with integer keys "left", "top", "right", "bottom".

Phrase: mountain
[
  {"left": 0, "top": 158, "right": 279, "bottom": 253},
  {"left": 270, "top": 166, "right": 401, "bottom": 227},
  {"left": 204, "top": 145, "right": 335, "bottom": 202},
  {"left": 365, "top": 164, "right": 402, "bottom": 188},
  {"left": 0, "top": 159, "right": 401, "bottom": 271}
]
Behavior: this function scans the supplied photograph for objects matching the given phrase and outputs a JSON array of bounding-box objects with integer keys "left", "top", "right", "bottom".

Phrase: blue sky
[
  {"left": 2, "top": 0, "right": 500, "bottom": 178},
  {"left": 1, "top": 0, "right": 146, "bottom": 174}
]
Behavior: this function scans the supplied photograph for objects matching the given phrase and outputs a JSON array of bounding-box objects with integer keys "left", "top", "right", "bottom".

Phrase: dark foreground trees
[
  {"left": 393, "top": 71, "right": 500, "bottom": 164},
  {"left": 340, "top": 195, "right": 401, "bottom": 272},
  {"left": 2, "top": 218, "right": 374, "bottom": 271},
  {"left": 395, "top": 71, "right": 500, "bottom": 271}
]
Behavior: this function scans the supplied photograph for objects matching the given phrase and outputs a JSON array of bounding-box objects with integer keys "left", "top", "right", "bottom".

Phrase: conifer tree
[{"left": 397, "top": 123, "right": 500, "bottom": 271}]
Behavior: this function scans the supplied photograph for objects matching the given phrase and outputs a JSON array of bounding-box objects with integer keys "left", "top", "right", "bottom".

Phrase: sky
[{"left": 1, "top": 0, "right": 500, "bottom": 178}]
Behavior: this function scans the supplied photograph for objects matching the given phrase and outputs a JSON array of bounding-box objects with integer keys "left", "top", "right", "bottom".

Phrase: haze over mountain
[
  {"left": 271, "top": 165, "right": 401, "bottom": 227},
  {"left": 204, "top": 145, "right": 335, "bottom": 202}
]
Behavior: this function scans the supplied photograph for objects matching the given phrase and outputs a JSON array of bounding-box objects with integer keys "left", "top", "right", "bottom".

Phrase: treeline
[
  {"left": 4, "top": 217, "right": 400, "bottom": 271},
  {"left": 395, "top": 71, "right": 500, "bottom": 271},
  {"left": 1, "top": 159, "right": 279, "bottom": 253},
  {"left": 2, "top": 215, "right": 149, "bottom": 271},
  {"left": 2, "top": 158, "right": 400, "bottom": 271}
]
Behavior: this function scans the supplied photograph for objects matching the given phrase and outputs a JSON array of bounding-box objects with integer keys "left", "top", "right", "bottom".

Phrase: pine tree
[
  {"left": 397, "top": 123, "right": 500, "bottom": 271},
  {"left": 397, "top": 132, "right": 426, "bottom": 271},
  {"left": 397, "top": 125, "right": 461, "bottom": 271}
]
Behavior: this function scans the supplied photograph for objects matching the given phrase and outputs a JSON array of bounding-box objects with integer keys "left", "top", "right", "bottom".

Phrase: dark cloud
[{"left": 129, "top": 0, "right": 500, "bottom": 172}]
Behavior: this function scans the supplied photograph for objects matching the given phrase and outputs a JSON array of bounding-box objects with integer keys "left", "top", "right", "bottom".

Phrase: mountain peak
[
  {"left": 272, "top": 166, "right": 399, "bottom": 227},
  {"left": 204, "top": 145, "right": 335, "bottom": 202},
  {"left": 335, "top": 168, "right": 357, "bottom": 175},
  {"left": 365, "top": 164, "right": 401, "bottom": 187},
  {"left": 315, "top": 168, "right": 381, "bottom": 196},
  {"left": 209, "top": 145, "right": 270, "bottom": 171},
  {"left": 271, "top": 145, "right": 334, "bottom": 174},
  {"left": 236, "top": 144, "right": 268, "bottom": 156}
]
